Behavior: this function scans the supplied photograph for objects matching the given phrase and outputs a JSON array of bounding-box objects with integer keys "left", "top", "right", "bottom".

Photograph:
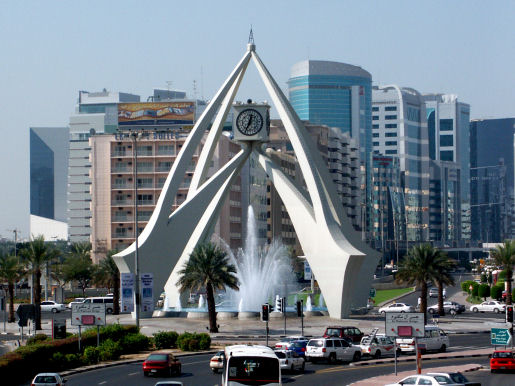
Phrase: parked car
[
  {"left": 40, "top": 301, "right": 66, "bottom": 313},
  {"left": 306, "top": 337, "right": 361, "bottom": 363},
  {"left": 426, "top": 371, "right": 481, "bottom": 385},
  {"left": 156, "top": 292, "right": 166, "bottom": 308},
  {"left": 427, "top": 301, "right": 465, "bottom": 314},
  {"left": 396, "top": 325, "right": 450, "bottom": 354},
  {"left": 66, "top": 298, "right": 85, "bottom": 309},
  {"left": 385, "top": 374, "right": 464, "bottom": 386},
  {"left": 378, "top": 303, "right": 415, "bottom": 315},
  {"left": 359, "top": 334, "right": 398, "bottom": 359},
  {"left": 274, "top": 349, "right": 305, "bottom": 372},
  {"left": 209, "top": 350, "right": 225, "bottom": 373},
  {"left": 470, "top": 300, "right": 505, "bottom": 313},
  {"left": 31, "top": 372, "right": 67, "bottom": 385},
  {"left": 82, "top": 297, "right": 115, "bottom": 314},
  {"left": 274, "top": 336, "right": 307, "bottom": 350},
  {"left": 142, "top": 353, "right": 181, "bottom": 377},
  {"left": 490, "top": 350, "right": 515, "bottom": 372},
  {"left": 153, "top": 382, "right": 183, "bottom": 386},
  {"left": 429, "top": 287, "right": 446, "bottom": 298},
  {"left": 274, "top": 338, "right": 308, "bottom": 357},
  {"left": 323, "top": 326, "right": 364, "bottom": 343}
]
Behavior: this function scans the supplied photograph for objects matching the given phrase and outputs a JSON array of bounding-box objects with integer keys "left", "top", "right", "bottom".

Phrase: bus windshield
[{"left": 227, "top": 356, "right": 280, "bottom": 385}]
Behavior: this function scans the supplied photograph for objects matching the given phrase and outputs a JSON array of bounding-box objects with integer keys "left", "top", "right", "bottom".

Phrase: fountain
[
  {"left": 198, "top": 294, "right": 206, "bottom": 309},
  {"left": 304, "top": 294, "right": 322, "bottom": 317},
  {"left": 318, "top": 294, "right": 324, "bottom": 308},
  {"left": 306, "top": 296, "right": 312, "bottom": 312}
]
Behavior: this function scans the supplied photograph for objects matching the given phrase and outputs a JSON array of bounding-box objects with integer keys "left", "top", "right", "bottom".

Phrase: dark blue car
[{"left": 286, "top": 340, "right": 308, "bottom": 357}]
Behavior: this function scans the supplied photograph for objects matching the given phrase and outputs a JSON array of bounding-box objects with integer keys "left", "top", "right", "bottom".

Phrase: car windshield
[
  {"left": 433, "top": 375, "right": 453, "bottom": 384},
  {"left": 275, "top": 352, "right": 286, "bottom": 358},
  {"left": 292, "top": 342, "right": 305, "bottom": 348},
  {"left": 448, "top": 373, "right": 469, "bottom": 382},
  {"left": 308, "top": 340, "right": 323, "bottom": 347},
  {"left": 325, "top": 328, "right": 341, "bottom": 336},
  {"left": 146, "top": 354, "right": 167, "bottom": 361},
  {"left": 493, "top": 351, "right": 513, "bottom": 358},
  {"left": 34, "top": 376, "right": 57, "bottom": 383}
]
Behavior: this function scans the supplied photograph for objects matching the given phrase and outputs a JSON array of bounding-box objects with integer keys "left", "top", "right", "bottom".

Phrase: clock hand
[{"left": 246, "top": 115, "right": 253, "bottom": 130}]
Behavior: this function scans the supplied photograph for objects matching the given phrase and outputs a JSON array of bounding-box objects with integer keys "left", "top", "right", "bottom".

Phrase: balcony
[
  {"left": 112, "top": 151, "right": 131, "bottom": 157},
  {"left": 112, "top": 183, "right": 129, "bottom": 189},
  {"left": 156, "top": 166, "right": 171, "bottom": 172},
  {"left": 137, "top": 199, "right": 155, "bottom": 206},
  {"left": 112, "top": 166, "right": 130, "bottom": 173},
  {"left": 112, "top": 214, "right": 130, "bottom": 222},
  {"left": 137, "top": 166, "right": 154, "bottom": 173},
  {"left": 112, "top": 199, "right": 132, "bottom": 205}
]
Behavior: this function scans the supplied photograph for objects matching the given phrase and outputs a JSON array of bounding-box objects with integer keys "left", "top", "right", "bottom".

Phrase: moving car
[
  {"left": 82, "top": 296, "right": 115, "bottom": 314},
  {"left": 153, "top": 382, "right": 183, "bottom": 386},
  {"left": 274, "top": 335, "right": 307, "bottom": 350},
  {"left": 378, "top": 303, "right": 414, "bottom": 315},
  {"left": 427, "top": 301, "right": 465, "bottom": 314},
  {"left": 397, "top": 325, "right": 449, "bottom": 354},
  {"left": 360, "top": 334, "right": 398, "bottom": 359},
  {"left": 469, "top": 300, "right": 505, "bottom": 313},
  {"left": 274, "top": 349, "right": 305, "bottom": 373},
  {"left": 142, "top": 353, "right": 181, "bottom": 377},
  {"left": 427, "top": 371, "right": 481, "bottom": 385},
  {"left": 429, "top": 287, "right": 446, "bottom": 298},
  {"left": 323, "top": 326, "right": 363, "bottom": 343},
  {"left": 274, "top": 338, "right": 308, "bottom": 357},
  {"left": 40, "top": 301, "right": 66, "bottom": 313},
  {"left": 306, "top": 337, "right": 361, "bottom": 363},
  {"left": 385, "top": 374, "right": 465, "bottom": 386},
  {"left": 490, "top": 350, "right": 515, "bottom": 372},
  {"left": 66, "top": 298, "right": 85, "bottom": 309},
  {"left": 31, "top": 373, "right": 67, "bottom": 385},
  {"left": 209, "top": 350, "right": 225, "bottom": 373}
]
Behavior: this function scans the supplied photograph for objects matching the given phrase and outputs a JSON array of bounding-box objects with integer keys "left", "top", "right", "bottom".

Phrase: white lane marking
[
  {"left": 128, "top": 372, "right": 138, "bottom": 376},
  {"left": 98, "top": 382, "right": 107, "bottom": 385},
  {"left": 183, "top": 359, "right": 210, "bottom": 365}
]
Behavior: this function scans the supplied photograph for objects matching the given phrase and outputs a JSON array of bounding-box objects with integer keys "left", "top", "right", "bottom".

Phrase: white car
[
  {"left": 396, "top": 326, "right": 450, "bottom": 353},
  {"left": 66, "top": 298, "right": 85, "bottom": 309},
  {"left": 306, "top": 337, "right": 361, "bottom": 363},
  {"left": 429, "top": 287, "right": 446, "bottom": 298},
  {"left": 209, "top": 350, "right": 225, "bottom": 373},
  {"left": 40, "top": 301, "right": 66, "bottom": 313},
  {"left": 385, "top": 374, "right": 464, "bottom": 386},
  {"left": 274, "top": 336, "right": 307, "bottom": 350},
  {"left": 360, "top": 334, "right": 398, "bottom": 359},
  {"left": 31, "top": 373, "right": 67, "bottom": 385},
  {"left": 378, "top": 303, "right": 415, "bottom": 315},
  {"left": 274, "top": 350, "right": 305, "bottom": 372},
  {"left": 469, "top": 300, "right": 505, "bottom": 313}
]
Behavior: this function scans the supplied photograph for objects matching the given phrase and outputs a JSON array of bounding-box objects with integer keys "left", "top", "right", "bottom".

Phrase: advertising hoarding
[
  {"left": 121, "top": 272, "right": 135, "bottom": 313},
  {"left": 118, "top": 102, "right": 195, "bottom": 126},
  {"left": 71, "top": 303, "right": 106, "bottom": 326},
  {"left": 385, "top": 312, "right": 425, "bottom": 338},
  {"left": 141, "top": 273, "right": 154, "bottom": 313}
]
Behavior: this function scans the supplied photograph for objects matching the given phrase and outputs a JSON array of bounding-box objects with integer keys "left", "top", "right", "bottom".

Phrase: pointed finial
[{"left": 247, "top": 26, "right": 256, "bottom": 52}]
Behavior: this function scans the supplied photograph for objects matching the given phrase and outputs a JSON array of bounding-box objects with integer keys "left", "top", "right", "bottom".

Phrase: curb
[
  {"left": 60, "top": 350, "right": 217, "bottom": 377},
  {"left": 350, "top": 352, "right": 490, "bottom": 367}
]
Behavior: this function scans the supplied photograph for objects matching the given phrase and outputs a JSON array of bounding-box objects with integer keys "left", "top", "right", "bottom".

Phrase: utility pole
[{"left": 132, "top": 131, "right": 141, "bottom": 330}]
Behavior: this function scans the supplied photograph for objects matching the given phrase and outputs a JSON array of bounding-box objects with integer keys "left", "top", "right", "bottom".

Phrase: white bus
[{"left": 223, "top": 345, "right": 281, "bottom": 386}]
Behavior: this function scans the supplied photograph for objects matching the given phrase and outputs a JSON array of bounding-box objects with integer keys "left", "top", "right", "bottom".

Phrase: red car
[
  {"left": 490, "top": 350, "right": 515, "bottom": 373},
  {"left": 142, "top": 353, "right": 181, "bottom": 377},
  {"left": 323, "top": 326, "right": 363, "bottom": 343}
]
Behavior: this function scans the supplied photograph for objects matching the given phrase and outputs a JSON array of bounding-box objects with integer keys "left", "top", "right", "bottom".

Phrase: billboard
[
  {"left": 71, "top": 303, "right": 106, "bottom": 326},
  {"left": 118, "top": 102, "right": 195, "bottom": 126},
  {"left": 385, "top": 312, "right": 425, "bottom": 338},
  {"left": 121, "top": 272, "right": 135, "bottom": 313},
  {"left": 140, "top": 273, "right": 154, "bottom": 313}
]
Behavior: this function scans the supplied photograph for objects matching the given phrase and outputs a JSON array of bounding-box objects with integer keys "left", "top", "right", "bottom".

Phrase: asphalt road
[{"left": 53, "top": 354, "right": 500, "bottom": 386}]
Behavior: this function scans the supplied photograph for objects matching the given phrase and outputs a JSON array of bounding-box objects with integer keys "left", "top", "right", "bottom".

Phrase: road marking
[
  {"left": 183, "top": 359, "right": 210, "bottom": 365},
  {"left": 128, "top": 372, "right": 138, "bottom": 376},
  {"left": 98, "top": 382, "right": 107, "bottom": 385}
]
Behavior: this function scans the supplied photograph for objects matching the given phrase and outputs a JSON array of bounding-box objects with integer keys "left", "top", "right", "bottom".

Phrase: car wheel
[
  {"left": 211, "top": 368, "right": 218, "bottom": 374},
  {"left": 472, "top": 307, "right": 478, "bottom": 313},
  {"left": 301, "top": 361, "right": 305, "bottom": 372},
  {"left": 428, "top": 308, "right": 434, "bottom": 314},
  {"left": 51, "top": 308, "right": 57, "bottom": 313},
  {"left": 291, "top": 363, "right": 295, "bottom": 372},
  {"left": 373, "top": 350, "right": 381, "bottom": 359},
  {"left": 494, "top": 308, "right": 499, "bottom": 313},
  {"left": 328, "top": 353, "right": 336, "bottom": 364},
  {"left": 380, "top": 311, "right": 386, "bottom": 316},
  {"left": 106, "top": 308, "right": 113, "bottom": 314},
  {"left": 491, "top": 369, "right": 496, "bottom": 373},
  {"left": 143, "top": 372, "right": 148, "bottom": 377},
  {"left": 353, "top": 352, "right": 361, "bottom": 362}
]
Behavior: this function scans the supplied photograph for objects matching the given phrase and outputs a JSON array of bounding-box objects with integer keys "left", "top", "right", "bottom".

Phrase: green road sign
[
  {"left": 491, "top": 328, "right": 512, "bottom": 345},
  {"left": 370, "top": 288, "right": 376, "bottom": 298}
]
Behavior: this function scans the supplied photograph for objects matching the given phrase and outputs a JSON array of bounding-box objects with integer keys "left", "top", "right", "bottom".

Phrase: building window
[
  {"left": 373, "top": 141, "right": 380, "bottom": 146},
  {"left": 373, "top": 133, "right": 379, "bottom": 138},
  {"left": 385, "top": 106, "right": 397, "bottom": 111},
  {"left": 385, "top": 141, "right": 397, "bottom": 146},
  {"left": 407, "top": 107, "right": 420, "bottom": 122},
  {"left": 372, "top": 116, "right": 379, "bottom": 120},
  {"left": 440, "top": 135, "right": 454, "bottom": 147},
  {"left": 385, "top": 124, "right": 397, "bottom": 128},
  {"left": 385, "top": 150, "right": 397, "bottom": 154},
  {"left": 372, "top": 107, "right": 379, "bottom": 112},
  {"left": 373, "top": 124, "right": 379, "bottom": 129},
  {"left": 440, "top": 150, "right": 454, "bottom": 161},
  {"left": 440, "top": 119, "right": 453, "bottom": 131},
  {"left": 385, "top": 132, "right": 397, "bottom": 137},
  {"left": 385, "top": 115, "right": 397, "bottom": 120}
]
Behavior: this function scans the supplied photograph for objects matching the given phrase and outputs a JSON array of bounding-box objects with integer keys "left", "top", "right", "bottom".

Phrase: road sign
[
  {"left": 16, "top": 304, "right": 35, "bottom": 327},
  {"left": 369, "top": 288, "right": 376, "bottom": 298},
  {"left": 491, "top": 327, "right": 512, "bottom": 345},
  {"left": 71, "top": 303, "right": 106, "bottom": 326},
  {"left": 385, "top": 312, "right": 425, "bottom": 338}
]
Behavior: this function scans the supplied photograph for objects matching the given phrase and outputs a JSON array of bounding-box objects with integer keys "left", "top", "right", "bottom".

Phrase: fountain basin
[
  {"left": 187, "top": 311, "right": 209, "bottom": 319},
  {"left": 153, "top": 310, "right": 187, "bottom": 318},
  {"left": 238, "top": 311, "right": 260, "bottom": 320},
  {"left": 218, "top": 311, "right": 238, "bottom": 320},
  {"left": 304, "top": 310, "right": 322, "bottom": 317}
]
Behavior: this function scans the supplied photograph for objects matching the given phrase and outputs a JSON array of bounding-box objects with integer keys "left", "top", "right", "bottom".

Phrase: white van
[
  {"left": 82, "top": 297, "right": 114, "bottom": 314},
  {"left": 397, "top": 325, "right": 449, "bottom": 353}
]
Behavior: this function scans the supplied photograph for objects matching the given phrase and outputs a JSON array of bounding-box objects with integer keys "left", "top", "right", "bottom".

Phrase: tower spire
[{"left": 247, "top": 26, "right": 255, "bottom": 52}]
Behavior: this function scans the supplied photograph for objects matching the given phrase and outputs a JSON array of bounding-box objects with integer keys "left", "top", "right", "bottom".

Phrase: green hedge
[
  {"left": 177, "top": 332, "right": 211, "bottom": 351},
  {"left": 491, "top": 284, "right": 504, "bottom": 300},
  {"left": 478, "top": 284, "right": 490, "bottom": 299},
  {"left": 153, "top": 331, "right": 179, "bottom": 349}
]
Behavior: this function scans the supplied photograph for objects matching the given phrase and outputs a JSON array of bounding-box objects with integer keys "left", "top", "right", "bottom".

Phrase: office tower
[
  {"left": 424, "top": 94, "right": 470, "bottom": 240},
  {"left": 29, "top": 127, "right": 69, "bottom": 239},
  {"left": 470, "top": 118, "right": 515, "bottom": 242},
  {"left": 372, "top": 85, "right": 430, "bottom": 242},
  {"left": 288, "top": 60, "right": 372, "bottom": 232}
]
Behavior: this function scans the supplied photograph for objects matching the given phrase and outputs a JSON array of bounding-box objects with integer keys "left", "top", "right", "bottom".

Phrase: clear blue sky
[{"left": 0, "top": 0, "right": 513, "bottom": 239}]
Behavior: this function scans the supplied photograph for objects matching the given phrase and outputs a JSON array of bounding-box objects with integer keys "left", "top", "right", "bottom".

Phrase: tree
[
  {"left": 395, "top": 244, "right": 451, "bottom": 322},
  {"left": 19, "top": 235, "right": 56, "bottom": 330},
  {"left": 490, "top": 240, "right": 515, "bottom": 305},
  {"left": 0, "top": 252, "right": 24, "bottom": 322},
  {"left": 93, "top": 251, "right": 120, "bottom": 314},
  {"left": 176, "top": 242, "right": 239, "bottom": 333},
  {"left": 478, "top": 284, "right": 490, "bottom": 300},
  {"left": 434, "top": 257, "right": 456, "bottom": 316}
]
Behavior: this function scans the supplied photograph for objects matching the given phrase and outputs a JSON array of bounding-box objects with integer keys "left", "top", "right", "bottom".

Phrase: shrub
[
  {"left": 498, "top": 270, "right": 507, "bottom": 281},
  {"left": 512, "top": 288, "right": 515, "bottom": 301},
  {"left": 83, "top": 346, "right": 100, "bottom": 364},
  {"left": 188, "top": 339, "right": 199, "bottom": 351},
  {"left": 176, "top": 332, "right": 211, "bottom": 351},
  {"left": 64, "top": 353, "right": 83, "bottom": 367},
  {"left": 491, "top": 284, "right": 503, "bottom": 300},
  {"left": 27, "top": 334, "right": 50, "bottom": 346},
  {"left": 197, "top": 333, "right": 211, "bottom": 350},
  {"left": 471, "top": 283, "right": 479, "bottom": 297},
  {"left": 177, "top": 332, "right": 194, "bottom": 351},
  {"left": 478, "top": 284, "right": 490, "bottom": 299},
  {"left": 153, "top": 331, "right": 179, "bottom": 349},
  {"left": 480, "top": 274, "right": 487, "bottom": 283},
  {"left": 98, "top": 339, "right": 122, "bottom": 361},
  {"left": 121, "top": 333, "right": 150, "bottom": 352}
]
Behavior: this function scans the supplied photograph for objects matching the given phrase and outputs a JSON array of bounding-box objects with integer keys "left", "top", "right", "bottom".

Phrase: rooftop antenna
[
  {"left": 166, "top": 81, "right": 173, "bottom": 92},
  {"left": 193, "top": 80, "right": 198, "bottom": 100},
  {"left": 248, "top": 25, "right": 255, "bottom": 44},
  {"left": 200, "top": 65, "right": 204, "bottom": 101}
]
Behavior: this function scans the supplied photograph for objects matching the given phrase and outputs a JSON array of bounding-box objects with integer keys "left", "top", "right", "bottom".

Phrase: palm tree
[
  {"left": 395, "top": 244, "right": 451, "bottom": 322},
  {"left": 94, "top": 251, "right": 120, "bottom": 314},
  {"left": 19, "top": 235, "right": 55, "bottom": 330},
  {"left": 490, "top": 240, "right": 515, "bottom": 305},
  {"left": 176, "top": 242, "right": 239, "bottom": 333},
  {"left": 0, "top": 252, "right": 24, "bottom": 322},
  {"left": 434, "top": 257, "right": 456, "bottom": 316}
]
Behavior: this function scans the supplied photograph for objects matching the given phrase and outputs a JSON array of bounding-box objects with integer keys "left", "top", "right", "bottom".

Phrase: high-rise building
[
  {"left": 470, "top": 118, "right": 515, "bottom": 242},
  {"left": 29, "top": 126, "right": 69, "bottom": 239},
  {"left": 424, "top": 94, "right": 471, "bottom": 240},
  {"left": 372, "top": 85, "right": 430, "bottom": 242}
]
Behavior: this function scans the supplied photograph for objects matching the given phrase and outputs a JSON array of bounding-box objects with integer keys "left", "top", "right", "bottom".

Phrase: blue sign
[{"left": 491, "top": 328, "right": 512, "bottom": 345}]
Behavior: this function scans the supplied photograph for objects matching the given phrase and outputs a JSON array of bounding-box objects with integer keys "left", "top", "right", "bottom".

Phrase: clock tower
[{"left": 232, "top": 99, "right": 270, "bottom": 142}]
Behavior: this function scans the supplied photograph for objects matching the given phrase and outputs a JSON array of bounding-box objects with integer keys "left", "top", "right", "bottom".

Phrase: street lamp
[{"left": 131, "top": 131, "right": 141, "bottom": 330}]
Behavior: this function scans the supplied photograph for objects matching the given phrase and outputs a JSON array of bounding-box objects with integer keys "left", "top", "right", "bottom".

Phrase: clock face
[{"left": 236, "top": 108, "right": 263, "bottom": 136}]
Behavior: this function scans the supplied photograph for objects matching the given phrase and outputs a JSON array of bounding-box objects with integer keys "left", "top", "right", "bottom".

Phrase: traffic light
[
  {"left": 296, "top": 301, "right": 303, "bottom": 317},
  {"left": 277, "top": 297, "right": 285, "bottom": 314},
  {"left": 507, "top": 305, "right": 514, "bottom": 323},
  {"left": 262, "top": 304, "right": 269, "bottom": 322}
]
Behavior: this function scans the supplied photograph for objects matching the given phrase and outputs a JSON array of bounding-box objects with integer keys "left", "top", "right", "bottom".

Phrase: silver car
[
  {"left": 31, "top": 373, "right": 67, "bottom": 385},
  {"left": 40, "top": 301, "right": 66, "bottom": 313}
]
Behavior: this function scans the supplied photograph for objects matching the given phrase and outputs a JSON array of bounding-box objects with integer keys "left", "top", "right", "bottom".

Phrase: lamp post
[{"left": 131, "top": 131, "right": 141, "bottom": 330}]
